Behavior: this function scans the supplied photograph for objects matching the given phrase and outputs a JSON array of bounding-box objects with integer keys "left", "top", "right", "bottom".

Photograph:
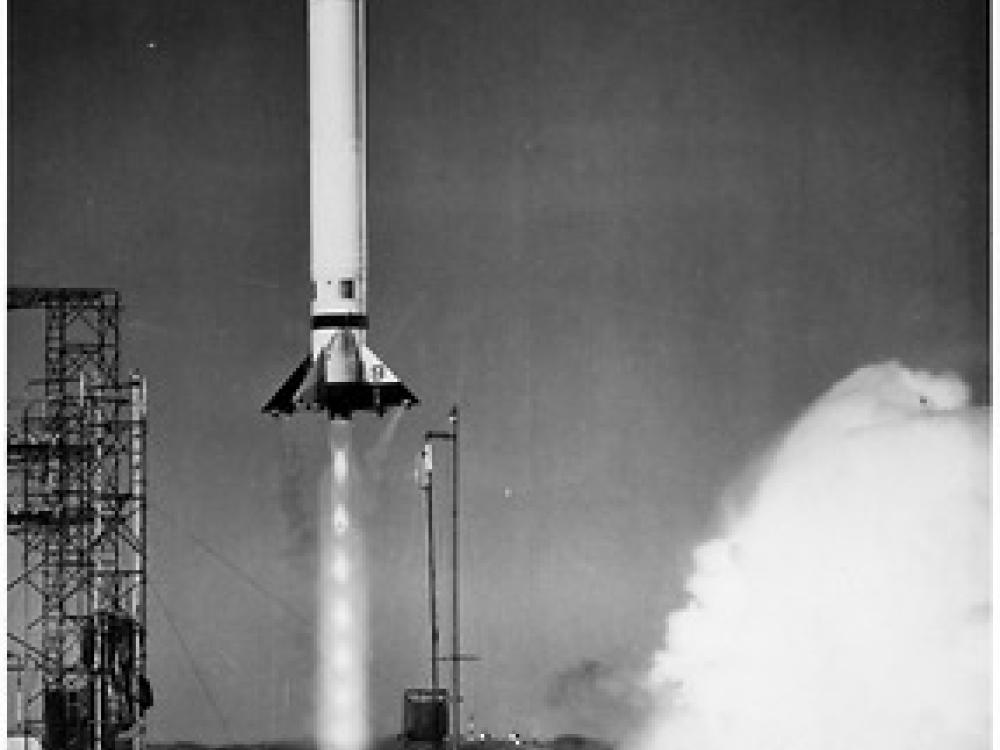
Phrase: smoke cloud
[
  {"left": 546, "top": 660, "right": 650, "bottom": 741},
  {"left": 633, "top": 362, "right": 991, "bottom": 750}
]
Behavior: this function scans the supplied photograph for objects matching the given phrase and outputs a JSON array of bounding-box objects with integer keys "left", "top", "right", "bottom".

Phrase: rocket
[{"left": 264, "top": 0, "right": 417, "bottom": 420}]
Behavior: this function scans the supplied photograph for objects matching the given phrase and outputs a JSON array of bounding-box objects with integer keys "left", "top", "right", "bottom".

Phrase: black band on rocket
[{"left": 311, "top": 313, "right": 369, "bottom": 329}]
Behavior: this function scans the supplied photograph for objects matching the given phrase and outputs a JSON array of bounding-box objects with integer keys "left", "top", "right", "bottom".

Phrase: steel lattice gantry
[{"left": 7, "top": 287, "right": 152, "bottom": 750}]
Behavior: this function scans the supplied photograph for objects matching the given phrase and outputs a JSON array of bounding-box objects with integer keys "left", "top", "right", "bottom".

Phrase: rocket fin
[
  {"left": 262, "top": 355, "right": 312, "bottom": 416},
  {"left": 263, "top": 344, "right": 417, "bottom": 418},
  {"left": 358, "top": 344, "right": 419, "bottom": 416}
]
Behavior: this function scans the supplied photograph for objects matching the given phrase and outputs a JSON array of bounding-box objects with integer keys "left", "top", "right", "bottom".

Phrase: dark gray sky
[{"left": 7, "top": 0, "right": 989, "bottom": 744}]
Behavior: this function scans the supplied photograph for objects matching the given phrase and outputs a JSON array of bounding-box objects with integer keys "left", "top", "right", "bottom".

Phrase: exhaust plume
[
  {"left": 633, "top": 362, "right": 991, "bottom": 750},
  {"left": 318, "top": 421, "right": 369, "bottom": 750}
]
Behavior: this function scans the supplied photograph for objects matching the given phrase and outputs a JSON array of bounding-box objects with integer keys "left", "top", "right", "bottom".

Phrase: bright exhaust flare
[{"left": 318, "top": 421, "right": 369, "bottom": 750}]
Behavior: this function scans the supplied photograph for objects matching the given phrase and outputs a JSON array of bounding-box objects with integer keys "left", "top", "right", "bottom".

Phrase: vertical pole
[
  {"left": 423, "top": 445, "right": 440, "bottom": 692},
  {"left": 15, "top": 659, "right": 24, "bottom": 731},
  {"left": 449, "top": 406, "right": 460, "bottom": 750},
  {"left": 52, "top": 300, "right": 68, "bottom": 742},
  {"left": 93, "top": 401, "right": 104, "bottom": 750},
  {"left": 131, "top": 372, "right": 148, "bottom": 750},
  {"left": 21, "top": 417, "right": 30, "bottom": 737}
]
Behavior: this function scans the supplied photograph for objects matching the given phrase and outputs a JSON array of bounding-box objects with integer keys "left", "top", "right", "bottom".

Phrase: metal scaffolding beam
[{"left": 7, "top": 286, "right": 151, "bottom": 750}]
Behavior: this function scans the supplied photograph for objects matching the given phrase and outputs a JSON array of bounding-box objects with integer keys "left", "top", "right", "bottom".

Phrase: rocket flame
[
  {"left": 333, "top": 547, "right": 350, "bottom": 583},
  {"left": 632, "top": 362, "right": 991, "bottom": 750},
  {"left": 319, "top": 421, "right": 369, "bottom": 750},
  {"left": 334, "top": 450, "right": 349, "bottom": 484},
  {"left": 333, "top": 501, "right": 350, "bottom": 535}
]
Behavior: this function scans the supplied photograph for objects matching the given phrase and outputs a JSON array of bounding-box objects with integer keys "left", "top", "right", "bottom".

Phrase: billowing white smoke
[{"left": 634, "top": 362, "right": 991, "bottom": 750}]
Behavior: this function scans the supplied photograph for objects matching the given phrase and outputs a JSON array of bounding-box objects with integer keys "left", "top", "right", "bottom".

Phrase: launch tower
[{"left": 6, "top": 287, "right": 152, "bottom": 750}]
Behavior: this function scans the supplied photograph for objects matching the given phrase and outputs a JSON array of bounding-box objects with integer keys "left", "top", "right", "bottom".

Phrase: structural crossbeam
[{"left": 7, "top": 287, "right": 119, "bottom": 310}]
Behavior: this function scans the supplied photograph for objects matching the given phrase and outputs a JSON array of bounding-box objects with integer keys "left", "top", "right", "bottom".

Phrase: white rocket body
[
  {"left": 310, "top": 0, "right": 364, "bottom": 357},
  {"left": 264, "top": 0, "right": 417, "bottom": 420}
]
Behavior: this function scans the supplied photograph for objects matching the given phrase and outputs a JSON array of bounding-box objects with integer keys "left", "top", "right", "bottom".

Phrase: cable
[
  {"left": 149, "top": 580, "right": 235, "bottom": 744},
  {"left": 146, "top": 501, "right": 312, "bottom": 628}
]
